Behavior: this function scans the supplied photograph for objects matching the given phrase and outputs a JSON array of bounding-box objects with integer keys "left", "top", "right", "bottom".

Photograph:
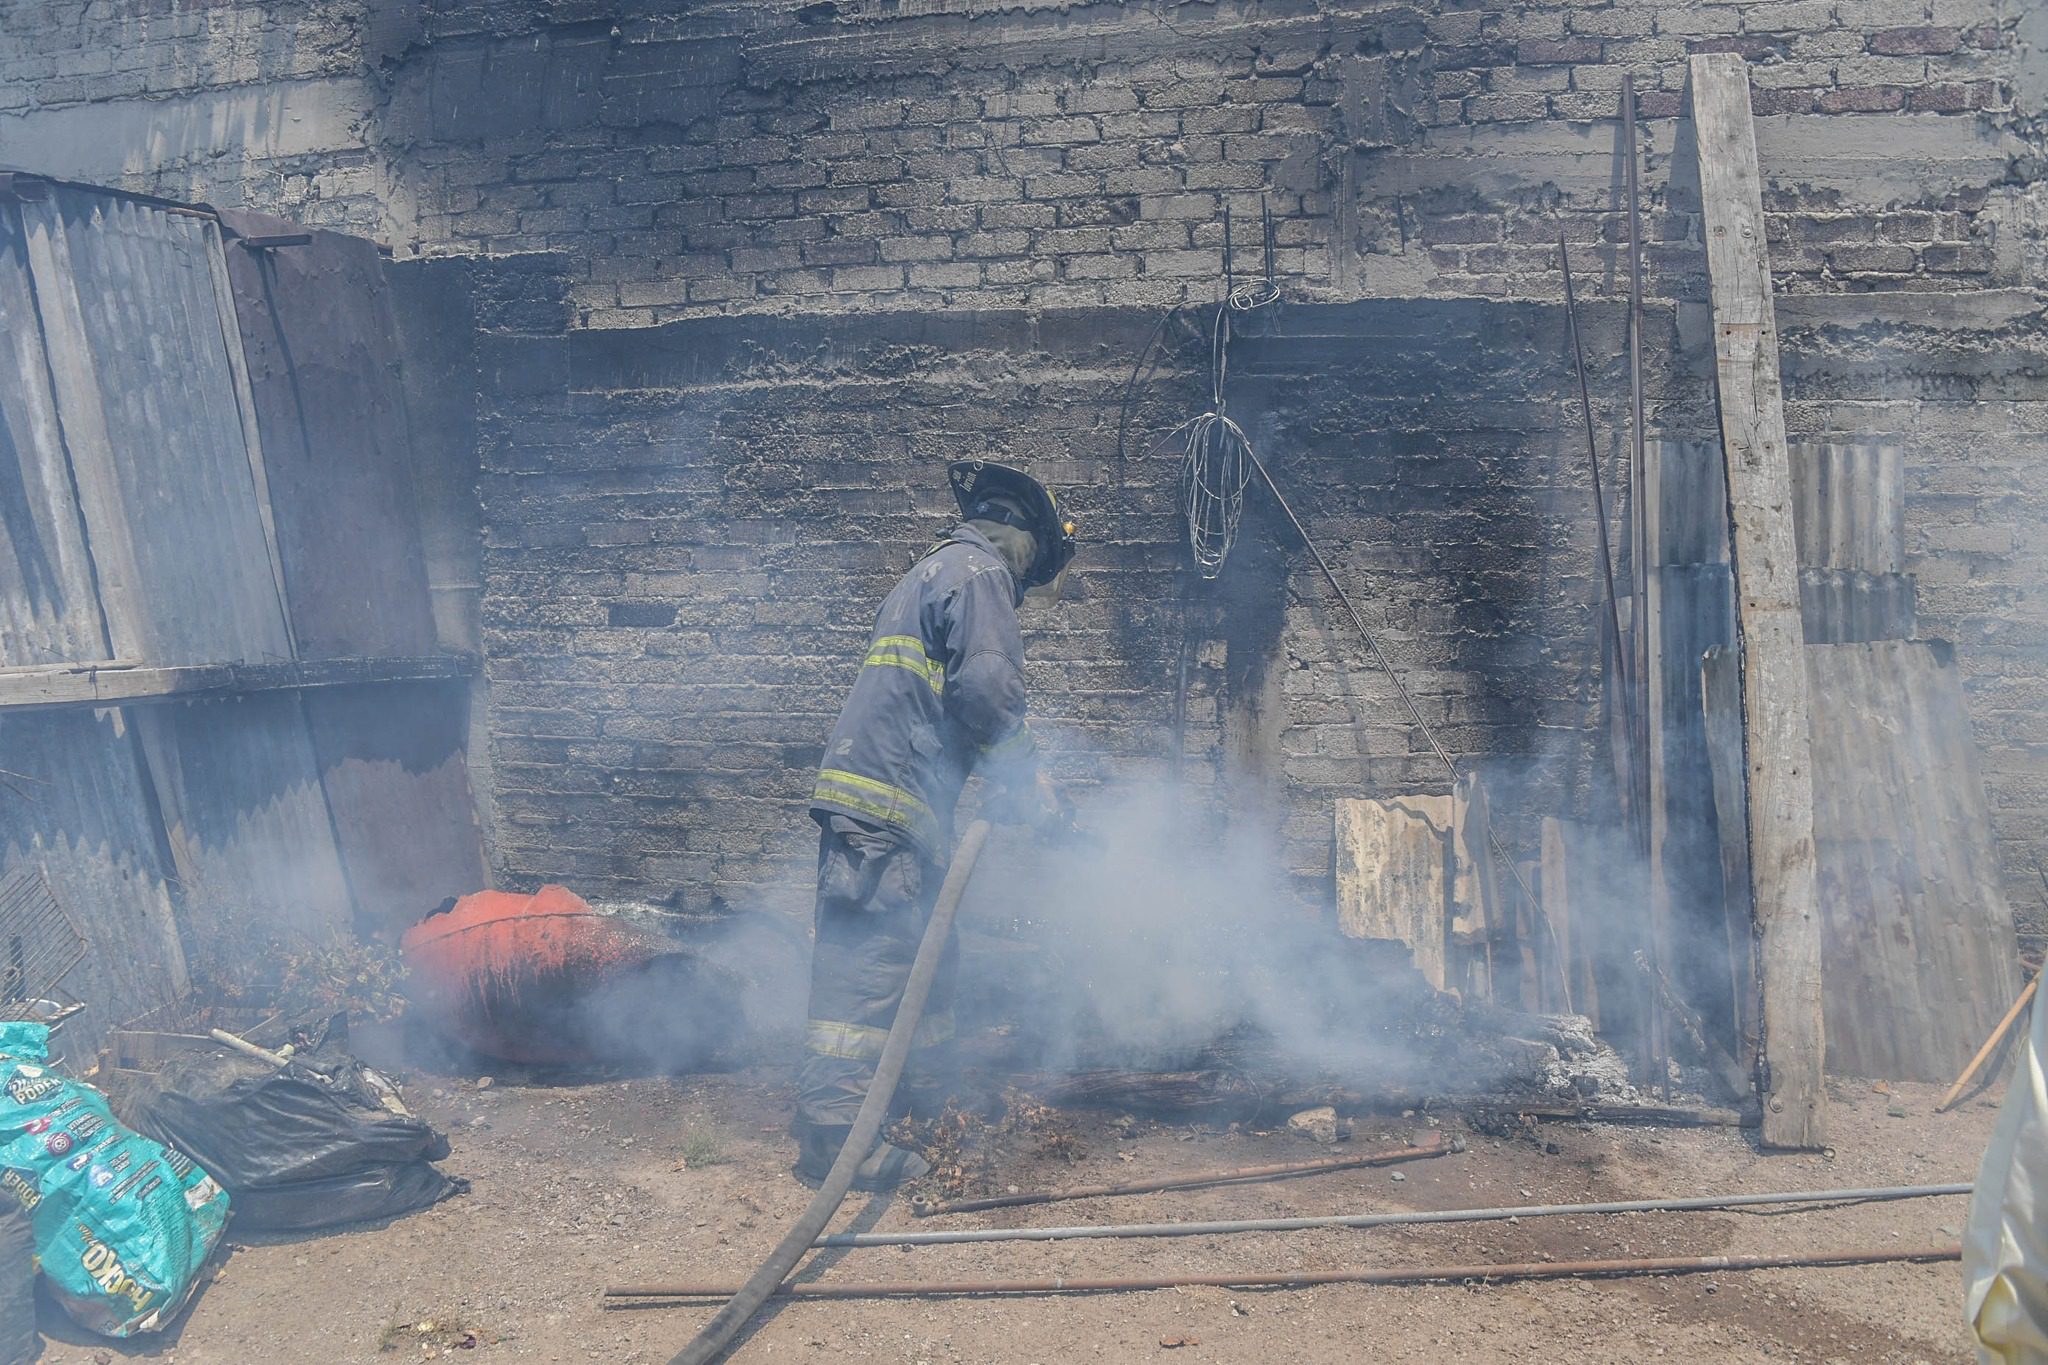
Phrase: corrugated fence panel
[
  {"left": 1791, "top": 442, "right": 1904, "bottom": 576},
  {"left": 1807, "top": 639, "right": 2020, "bottom": 1082},
  {"left": 0, "top": 709, "right": 188, "bottom": 1061},
  {"left": 213, "top": 210, "right": 487, "bottom": 931},
  {"left": 217, "top": 209, "right": 436, "bottom": 659},
  {"left": 20, "top": 189, "right": 292, "bottom": 666},
  {"left": 0, "top": 203, "right": 111, "bottom": 666},
  {"left": 134, "top": 694, "right": 355, "bottom": 954}
]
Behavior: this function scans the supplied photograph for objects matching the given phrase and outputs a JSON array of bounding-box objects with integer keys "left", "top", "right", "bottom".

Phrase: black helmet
[{"left": 948, "top": 460, "right": 1078, "bottom": 590}]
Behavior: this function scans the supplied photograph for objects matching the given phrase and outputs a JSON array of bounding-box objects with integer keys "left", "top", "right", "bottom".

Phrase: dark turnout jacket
[{"left": 810, "top": 524, "right": 1038, "bottom": 859}]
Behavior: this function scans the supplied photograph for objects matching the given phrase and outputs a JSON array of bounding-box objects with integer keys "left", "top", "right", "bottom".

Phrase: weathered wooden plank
[
  {"left": 1335, "top": 796, "right": 1451, "bottom": 991},
  {"left": 0, "top": 654, "right": 475, "bottom": 712},
  {"left": 1689, "top": 53, "right": 1825, "bottom": 1147},
  {"left": 1540, "top": 818, "right": 1601, "bottom": 1026},
  {"left": 1806, "top": 640, "right": 2020, "bottom": 1081},
  {"left": 303, "top": 683, "right": 490, "bottom": 935}
]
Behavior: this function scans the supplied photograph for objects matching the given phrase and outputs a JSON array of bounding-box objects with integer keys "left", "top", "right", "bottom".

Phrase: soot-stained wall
[
  {"left": 465, "top": 268, "right": 1651, "bottom": 913},
  {"left": 7, "top": 1, "right": 2048, "bottom": 926}
]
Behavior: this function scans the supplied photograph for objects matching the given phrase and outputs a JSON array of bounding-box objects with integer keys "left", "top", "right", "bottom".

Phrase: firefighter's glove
[{"left": 991, "top": 771, "right": 1064, "bottom": 829}]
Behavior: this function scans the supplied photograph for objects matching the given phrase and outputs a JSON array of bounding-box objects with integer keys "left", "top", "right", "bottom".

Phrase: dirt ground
[{"left": 32, "top": 1065, "right": 2000, "bottom": 1365}]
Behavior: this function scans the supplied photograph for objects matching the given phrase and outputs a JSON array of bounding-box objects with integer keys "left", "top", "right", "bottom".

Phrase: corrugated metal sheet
[
  {"left": 1791, "top": 441, "right": 1904, "bottom": 576},
  {"left": 0, "top": 709, "right": 188, "bottom": 1060},
  {"left": 1651, "top": 562, "right": 1738, "bottom": 1026},
  {"left": 1807, "top": 640, "right": 2020, "bottom": 1082},
  {"left": 0, "top": 203, "right": 109, "bottom": 666},
  {"left": 304, "top": 684, "right": 489, "bottom": 935},
  {"left": 133, "top": 696, "right": 354, "bottom": 950},
  {"left": 1650, "top": 438, "right": 1730, "bottom": 568},
  {"left": 1799, "top": 568, "right": 1917, "bottom": 644},
  {"left": 19, "top": 188, "right": 293, "bottom": 666},
  {"left": 217, "top": 209, "right": 436, "bottom": 659},
  {"left": 213, "top": 210, "right": 487, "bottom": 930}
]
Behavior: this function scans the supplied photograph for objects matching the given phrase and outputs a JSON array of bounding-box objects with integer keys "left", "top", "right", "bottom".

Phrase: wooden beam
[
  {"left": 0, "top": 655, "right": 476, "bottom": 713},
  {"left": 1687, "top": 54, "right": 1825, "bottom": 1149}
]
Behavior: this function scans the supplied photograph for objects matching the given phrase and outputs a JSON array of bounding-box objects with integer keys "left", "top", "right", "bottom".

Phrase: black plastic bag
[
  {"left": 134, "top": 1050, "right": 463, "bottom": 1233},
  {"left": 0, "top": 1199, "right": 36, "bottom": 1365}
]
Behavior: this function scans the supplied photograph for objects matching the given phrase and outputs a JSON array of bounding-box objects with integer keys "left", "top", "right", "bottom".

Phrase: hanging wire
[{"left": 1177, "top": 196, "right": 1279, "bottom": 577}]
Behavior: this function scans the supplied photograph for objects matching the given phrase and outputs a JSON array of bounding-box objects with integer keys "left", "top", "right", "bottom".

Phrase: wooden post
[{"left": 1687, "top": 54, "right": 1825, "bottom": 1149}]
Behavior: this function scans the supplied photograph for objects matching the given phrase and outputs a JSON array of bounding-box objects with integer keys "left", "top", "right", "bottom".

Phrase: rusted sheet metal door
[
  {"left": 0, "top": 204, "right": 110, "bottom": 667},
  {"left": 212, "top": 210, "right": 487, "bottom": 929},
  {"left": 1807, "top": 639, "right": 2021, "bottom": 1083},
  {"left": 213, "top": 210, "right": 487, "bottom": 930},
  {"left": 18, "top": 188, "right": 293, "bottom": 666},
  {"left": 14, "top": 185, "right": 356, "bottom": 950},
  {"left": 215, "top": 209, "right": 436, "bottom": 659}
]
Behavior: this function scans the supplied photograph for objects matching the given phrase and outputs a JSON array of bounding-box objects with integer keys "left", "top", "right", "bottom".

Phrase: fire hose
[{"left": 664, "top": 820, "right": 991, "bottom": 1365}]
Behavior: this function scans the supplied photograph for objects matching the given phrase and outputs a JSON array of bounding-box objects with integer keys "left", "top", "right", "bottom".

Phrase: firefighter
[{"left": 793, "top": 460, "right": 1077, "bottom": 1189}]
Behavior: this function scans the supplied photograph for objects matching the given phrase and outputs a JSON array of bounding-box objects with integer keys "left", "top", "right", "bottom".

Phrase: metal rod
[
  {"left": 1558, "top": 229, "right": 1630, "bottom": 748},
  {"left": 608, "top": 1244, "right": 1962, "bottom": 1303},
  {"left": 910, "top": 1138, "right": 1449, "bottom": 1218},
  {"left": 1622, "top": 71, "right": 1667, "bottom": 1105},
  {"left": 665, "top": 823, "right": 991, "bottom": 1365},
  {"left": 826, "top": 1182, "right": 1971, "bottom": 1250}
]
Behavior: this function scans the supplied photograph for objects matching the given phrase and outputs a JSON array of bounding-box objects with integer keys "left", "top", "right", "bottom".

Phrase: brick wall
[
  {"left": 7, "top": 0, "right": 2048, "bottom": 927},
  {"left": 464, "top": 277, "right": 1648, "bottom": 914},
  {"left": 4, "top": 1, "right": 2038, "bottom": 319}
]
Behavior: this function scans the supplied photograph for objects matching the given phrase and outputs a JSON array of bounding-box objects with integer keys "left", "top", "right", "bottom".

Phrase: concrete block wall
[
  {"left": 4, "top": 2, "right": 2039, "bottom": 319},
  {"left": 467, "top": 279, "right": 1646, "bottom": 914},
  {"left": 6, "top": 0, "right": 2047, "bottom": 926}
]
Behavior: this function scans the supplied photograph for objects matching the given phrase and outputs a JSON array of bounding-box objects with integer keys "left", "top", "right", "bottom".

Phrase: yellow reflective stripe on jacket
[
  {"left": 804, "top": 1013, "right": 956, "bottom": 1060},
  {"left": 813, "top": 768, "right": 936, "bottom": 832},
  {"left": 863, "top": 634, "right": 944, "bottom": 694}
]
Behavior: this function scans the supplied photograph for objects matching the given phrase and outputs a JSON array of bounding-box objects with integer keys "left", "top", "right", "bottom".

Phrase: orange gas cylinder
[{"left": 400, "top": 885, "right": 674, "bottom": 1065}]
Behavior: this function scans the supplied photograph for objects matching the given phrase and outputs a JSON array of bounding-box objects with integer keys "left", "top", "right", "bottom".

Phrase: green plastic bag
[{"left": 0, "top": 1022, "right": 228, "bottom": 1337}]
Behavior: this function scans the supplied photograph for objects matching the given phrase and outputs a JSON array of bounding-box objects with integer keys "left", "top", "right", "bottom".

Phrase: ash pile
[{"left": 949, "top": 912, "right": 1639, "bottom": 1127}]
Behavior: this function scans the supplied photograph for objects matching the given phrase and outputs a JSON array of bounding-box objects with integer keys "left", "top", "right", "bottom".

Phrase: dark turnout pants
[{"left": 795, "top": 817, "right": 957, "bottom": 1130}]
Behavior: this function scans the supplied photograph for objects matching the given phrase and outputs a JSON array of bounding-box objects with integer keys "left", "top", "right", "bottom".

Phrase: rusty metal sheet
[
  {"left": 0, "top": 709, "right": 188, "bottom": 1060},
  {"left": 0, "top": 203, "right": 110, "bottom": 666},
  {"left": 303, "top": 683, "right": 489, "bottom": 936},
  {"left": 216, "top": 208, "right": 436, "bottom": 659},
  {"left": 1806, "top": 639, "right": 2019, "bottom": 1082},
  {"left": 19, "top": 187, "right": 292, "bottom": 666}
]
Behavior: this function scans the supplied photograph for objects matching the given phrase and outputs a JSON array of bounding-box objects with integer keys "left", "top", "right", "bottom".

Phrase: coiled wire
[{"left": 1176, "top": 277, "right": 1280, "bottom": 577}]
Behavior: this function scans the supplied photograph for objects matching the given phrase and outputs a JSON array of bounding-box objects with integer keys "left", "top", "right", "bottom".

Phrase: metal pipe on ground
[
  {"left": 909, "top": 1136, "right": 1452, "bottom": 1218},
  {"left": 608, "top": 1244, "right": 1961, "bottom": 1304},
  {"left": 826, "top": 1181, "right": 1972, "bottom": 1248},
  {"left": 663, "top": 821, "right": 992, "bottom": 1365}
]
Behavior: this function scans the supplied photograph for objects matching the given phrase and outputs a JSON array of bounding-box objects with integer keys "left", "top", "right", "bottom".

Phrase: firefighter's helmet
[{"left": 947, "top": 460, "right": 1078, "bottom": 591}]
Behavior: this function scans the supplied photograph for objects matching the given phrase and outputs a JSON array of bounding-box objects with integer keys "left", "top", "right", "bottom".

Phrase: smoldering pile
[
  {"left": 941, "top": 791, "right": 1640, "bottom": 1126},
  {"left": 951, "top": 929, "right": 1629, "bottom": 1124}
]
